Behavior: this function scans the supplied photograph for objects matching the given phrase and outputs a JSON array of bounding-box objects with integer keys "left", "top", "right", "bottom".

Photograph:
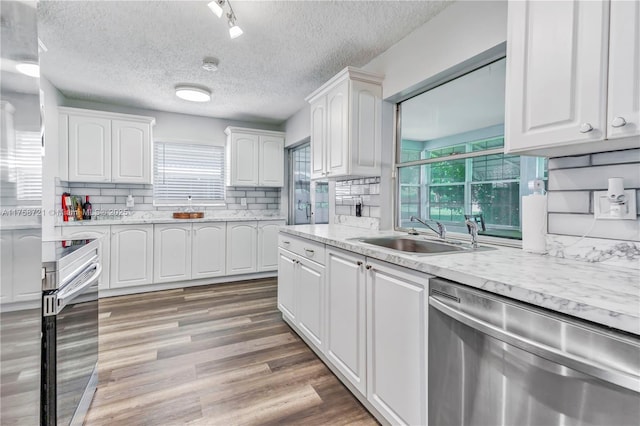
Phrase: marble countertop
[
  {"left": 58, "top": 216, "right": 287, "bottom": 226},
  {"left": 280, "top": 224, "right": 640, "bottom": 336}
]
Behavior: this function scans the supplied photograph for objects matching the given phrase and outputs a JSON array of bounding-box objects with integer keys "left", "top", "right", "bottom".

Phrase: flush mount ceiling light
[
  {"left": 15, "top": 61, "right": 40, "bottom": 78},
  {"left": 175, "top": 85, "right": 211, "bottom": 102},
  {"left": 207, "top": 0, "right": 243, "bottom": 39}
]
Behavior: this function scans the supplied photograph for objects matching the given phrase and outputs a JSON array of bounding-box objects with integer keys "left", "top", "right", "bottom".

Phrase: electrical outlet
[
  {"left": 240, "top": 198, "right": 247, "bottom": 206},
  {"left": 594, "top": 190, "right": 637, "bottom": 220}
]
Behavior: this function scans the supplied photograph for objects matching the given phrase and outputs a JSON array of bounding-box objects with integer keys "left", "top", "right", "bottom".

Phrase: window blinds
[
  {"left": 15, "top": 131, "right": 42, "bottom": 201},
  {"left": 153, "top": 142, "right": 225, "bottom": 205}
]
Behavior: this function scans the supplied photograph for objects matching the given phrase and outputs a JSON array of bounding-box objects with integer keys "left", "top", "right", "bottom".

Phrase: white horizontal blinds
[
  {"left": 154, "top": 142, "right": 225, "bottom": 204},
  {"left": 15, "top": 131, "right": 42, "bottom": 201}
]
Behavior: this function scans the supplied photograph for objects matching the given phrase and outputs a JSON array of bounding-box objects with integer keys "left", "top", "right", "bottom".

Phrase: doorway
[{"left": 289, "top": 143, "right": 328, "bottom": 225}]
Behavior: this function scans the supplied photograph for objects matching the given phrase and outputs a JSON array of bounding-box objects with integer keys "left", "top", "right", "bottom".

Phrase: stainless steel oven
[
  {"left": 428, "top": 278, "right": 640, "bottom": 426},
  {"left": 42, "top": 239, "right": 102, "bottom": 426}
]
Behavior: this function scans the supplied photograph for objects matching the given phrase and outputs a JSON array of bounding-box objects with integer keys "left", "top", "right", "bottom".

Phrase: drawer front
[{"left": 278, "top": 233, "right": 325, "bottom": 264}]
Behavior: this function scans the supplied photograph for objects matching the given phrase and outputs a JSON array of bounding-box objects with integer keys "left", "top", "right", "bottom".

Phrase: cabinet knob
[
  {"left": 579, "top": 123, "right": 594, "bottom": 133},
  {"left": 356, "top": 261, "right": 363, "bottom": 266},
  {"left": 611, "top": 117, "right": 627, "bottom": 128},
  {"left": 365, "top": 264, "right": 372, "bottom": 270}
]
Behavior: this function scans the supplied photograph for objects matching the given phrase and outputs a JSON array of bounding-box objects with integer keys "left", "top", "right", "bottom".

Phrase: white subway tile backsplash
[
  {"left": 335, "top": 205, "right": 351, "bottom": 215},
  {"left": 247, "top": 203, "right": 267, "bottom": 210},
  {"left": 548, "top": 163, "right": 640, "bottom": 191},
  {"left": 101, "top": 188, "right": 132, "bottom": 196},
  {"left": 548, "top": 213, "right": 640, "bottom": 241},
  {"left": 591, "top": 149, "right": 640, "bottom": 166},
  {"left": 548, "top": 155, "right": 590, "bottom": 170},
  {"left": 246, "top": 191, "right": 265, "bottom": 197},
  {"left": 547, "top": 191, "right": 590, "bottom": 213},
  {"left": 369, "top": 206, "right": 381, "bottom": 218},
  {"left": 90, "top": 196, "right": 116, "bottom": 204}
]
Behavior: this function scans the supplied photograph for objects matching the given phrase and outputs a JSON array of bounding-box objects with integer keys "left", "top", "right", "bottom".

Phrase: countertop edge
[{"left": 57, "top": 217, "right": 288, "bottom": 227}]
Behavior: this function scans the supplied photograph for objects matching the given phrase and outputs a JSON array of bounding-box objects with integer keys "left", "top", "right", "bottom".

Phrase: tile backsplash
[
  {"left": 55, "top": 180, "right": 280, "bottom": 218},
  {"left": 335, "top": 177, "right": 381, "bottom": 218},
  {"left": 545, "top": 147, "right": 639, "bottom": 270}
]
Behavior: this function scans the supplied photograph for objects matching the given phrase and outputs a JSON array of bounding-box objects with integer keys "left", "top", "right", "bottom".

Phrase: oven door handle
[
  {"left": 56, "top": 263, "right": 102, "bottom": 313},
  {"left": 429, "top": 296, "right": 640, "bottom": 392}
]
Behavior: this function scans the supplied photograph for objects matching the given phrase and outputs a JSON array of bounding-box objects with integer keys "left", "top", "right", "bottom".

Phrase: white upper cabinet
[
  {"left": 607, "top": 0, "right": 640, "bottom": 140},
  {"left": 306, "top": 67, "right": 383, "bottom": 180},
  {"left": 112, "top": 119, "right": 151, "bottom": 183},
  {"left": 68, "top": 114, "right": 111, "bottom": 182},
  {"left": 225, "top": 127, "right": 285, "bottom": 187},
  {"left": 61, "top": 107, "right": 154, "bottom": 183},
  {"left": 506, "top": 0, "right": 640, "bottom": 156}
]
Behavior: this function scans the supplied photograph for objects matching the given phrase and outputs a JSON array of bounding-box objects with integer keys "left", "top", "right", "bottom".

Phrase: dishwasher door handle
[{"left": 429, "top": 296, "right": 640, "bottom": 392}]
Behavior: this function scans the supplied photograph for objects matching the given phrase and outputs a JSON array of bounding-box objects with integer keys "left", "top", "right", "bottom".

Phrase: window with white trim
[
  {"left": 153, "top": 142, "right": 225, "bottom": 205},
  {"left": 15, "top": 130, "right": 42, "bottom": 201}
]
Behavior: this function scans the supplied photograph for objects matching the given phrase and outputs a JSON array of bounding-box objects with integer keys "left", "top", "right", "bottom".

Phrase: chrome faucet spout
[
  {"left": 465, "top": 219, "right": 479, "bottom": 249},
  {"left": 409, "top": 216, "right": 446, "bottom": 240}
]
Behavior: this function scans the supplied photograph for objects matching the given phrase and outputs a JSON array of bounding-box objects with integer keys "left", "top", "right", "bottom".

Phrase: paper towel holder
[{"left": 594, "top": 177, "right": 636, "bottom": 220}]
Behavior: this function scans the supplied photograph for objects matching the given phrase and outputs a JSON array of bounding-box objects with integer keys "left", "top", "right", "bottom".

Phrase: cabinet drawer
[{"left": 278, "top": 233, "right": 325, "bottom": 264}]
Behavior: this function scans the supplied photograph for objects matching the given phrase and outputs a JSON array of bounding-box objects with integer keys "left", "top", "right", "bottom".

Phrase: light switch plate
[
  {"left": 594, "top": 190, "right": 637, "bottom": 220},
  {"left": 240, "top": 198, "right": 247, "bottom": 206}
]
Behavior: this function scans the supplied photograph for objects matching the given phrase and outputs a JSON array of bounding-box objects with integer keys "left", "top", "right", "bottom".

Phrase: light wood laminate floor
[{"left": 86, "top": 278, "right": 378, "bottom": 425}]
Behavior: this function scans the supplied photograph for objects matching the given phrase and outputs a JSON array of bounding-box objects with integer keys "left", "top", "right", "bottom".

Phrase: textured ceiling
[{"left": 37, "top": 0, "right": 452, "bottom": 124}]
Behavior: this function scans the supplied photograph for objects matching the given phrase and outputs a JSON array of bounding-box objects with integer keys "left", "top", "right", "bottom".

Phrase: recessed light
[
  {"left": 175, "top": 86, "right": 211, "bottom": 102},
  {"left": 202, "top": 58, "right": 218, "bottom": 72},
  {"left": 16, "top": 61, "right": 40, "bottom": 78}
]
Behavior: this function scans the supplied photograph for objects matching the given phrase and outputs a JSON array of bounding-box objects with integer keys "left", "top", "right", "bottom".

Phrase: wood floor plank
[{"left": 85, "top": 278, "right": 378, "bottom": 425}]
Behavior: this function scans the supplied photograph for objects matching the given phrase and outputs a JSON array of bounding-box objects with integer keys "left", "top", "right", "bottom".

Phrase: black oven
[{"left": 42, "top": 239, "right": 101, "bottom": 426}]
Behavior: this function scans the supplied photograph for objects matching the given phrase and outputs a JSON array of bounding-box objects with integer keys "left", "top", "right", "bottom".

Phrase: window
[
  {"left": 153, "top": 142, "right": 225, "bottom": 205},
  {"left": 15, "top": 130, "right": 42, "bottom": 201},
  {"left": 396, "top": 58, "right": 547, "bottom": 240}
]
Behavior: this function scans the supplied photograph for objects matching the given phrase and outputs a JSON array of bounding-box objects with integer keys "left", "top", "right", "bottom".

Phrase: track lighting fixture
[{"left": 207, "top": 0, "right": 243, "bottom": 39}]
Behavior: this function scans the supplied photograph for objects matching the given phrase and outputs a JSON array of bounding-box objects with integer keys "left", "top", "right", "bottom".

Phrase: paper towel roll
[{"left": 522, "top": 194, "right": 547, "bottom": 253}]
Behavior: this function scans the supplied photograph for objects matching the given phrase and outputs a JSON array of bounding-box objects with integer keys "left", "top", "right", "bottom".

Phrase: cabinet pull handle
[
  {"left": 579, "top": 123, "right": 594, "bottom": 133},
  {"left": 282, "top": 240, "right": 290, "bottom": 244},
  {"left": 611, "top": 117, "right": 627, "bottom": 128},
  {"left": 304, "top": 248, "right": 315, "bottom": 255},
  {"left": 356, "top": 261, "right": 363, "bottom": 266}
]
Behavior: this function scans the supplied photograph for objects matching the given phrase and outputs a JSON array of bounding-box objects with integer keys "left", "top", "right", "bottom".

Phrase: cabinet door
[
  {"left": 607, "top": 0, "right": 640, "bottom": 140},
  {"left": 349, "top": 80, "right": 382, "bottom": 177},
  {"left": 61, "top": 226, "right": 110, "bottom": 291},
  {"left": 68, "top": 114, "right": 111, "bottom": 182},
  {"left": 277, "top": 248, "right": 296, "bottom": 322},
  {"left": 326, "top": 79, "right": 350, "bottom": 177},
  {"left": 192, "top": 222, "right": 226, "bottom": 279},
  {"left": 259, "top": 136, "right": 284, "bottom": 187},
  {"left": 505, "top": 0, "right": 609, "bottom": 154},
  {"left": 296, "top": 256, "right": 325, "bottom": 349},
  {"left": 112, "top": 120, "right": 151, "bottom": 183},
  {"left": 12, "top": 230, "right": 42, "bottom": 302},
  {"left": 225, "top": 221, "right": 257, "bottom": 275},
  {"left": 0, "top": 231, "right": 13, "bottom": 304},
  {"left": 229, "top": 133, "right": 259, "bottom": 186},
  {"left": 367, "top": 260, "right": 427, "bottom": 426},
  {"left": 110, "top": 225, "right": 153, "bottom": 288},
  {"left": 257, "top": 221, "right": 285, "bottom": 272},
  {"left": 153, "top": 224, "right": 191, "bottom": 283},
  {"left": 326, "top": 248, "right": 367, "bottom": 395},
  {"left": 310, "top": 97, "right": 327, "bottom": 179}
]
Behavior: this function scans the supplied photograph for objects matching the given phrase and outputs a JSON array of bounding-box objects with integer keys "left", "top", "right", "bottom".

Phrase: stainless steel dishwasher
[{"left": 428, "top": 278, "right": 640, "bottom": 426}]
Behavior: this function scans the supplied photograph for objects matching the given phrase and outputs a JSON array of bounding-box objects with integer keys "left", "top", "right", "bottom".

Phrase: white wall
[
  {"left": 61, "top": 98, "right": 283, "bottom": 146},
  {"left": 41, "top": 77, "right": 66, "bottom": 239},
  {"left": 284, "top": 104, "right": 310, "bottom": 147}
]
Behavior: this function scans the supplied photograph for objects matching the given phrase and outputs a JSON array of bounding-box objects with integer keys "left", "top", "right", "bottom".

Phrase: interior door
[{"left": 289, "top": 143, "right": 328, "bottom": 225}]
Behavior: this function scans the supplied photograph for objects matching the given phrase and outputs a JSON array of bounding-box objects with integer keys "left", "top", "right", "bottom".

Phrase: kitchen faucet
[
  {"left": 409, "top": 216, "right": 446, "bottom": 240},
  {"left": 465, "top": 219, "right": 479, "bottom": 249}
]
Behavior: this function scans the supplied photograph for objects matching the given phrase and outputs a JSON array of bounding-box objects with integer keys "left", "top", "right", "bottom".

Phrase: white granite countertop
[
  {"left": 280, "top": 224, "right": 640, "bottom": 336},
  {"left": 58, "top": 216, "right": 287, "bottom": 226}
]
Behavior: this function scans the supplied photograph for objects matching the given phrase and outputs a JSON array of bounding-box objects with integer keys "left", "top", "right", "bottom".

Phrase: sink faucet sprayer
[{"left": 409, "top": 216, "right": 446, "bottom": 240}]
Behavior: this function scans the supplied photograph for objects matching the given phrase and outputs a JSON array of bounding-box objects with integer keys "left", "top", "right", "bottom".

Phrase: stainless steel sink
[{"left": 354, "top": 236, "right": 494, "bottom": 255}]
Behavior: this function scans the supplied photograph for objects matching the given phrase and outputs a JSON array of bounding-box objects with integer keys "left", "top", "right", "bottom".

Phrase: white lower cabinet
[
  {"left": 367, "top": 259, "right": 428, "bottom": 426},
  {"left": 61, "top": 225, "right": 110, "bottom": 290},
  {"left": 0, "top": 229, "right": 41, "bottom": 305},
  {"left": 278, "top": 233, "right": 430, "bottom": 426},
  {"left": 191, "top": 222, "right": 226, "bottom": 279},
  {"left": 257, "top": 220, "right": 285, "bottom": 272},
  {"left": 295, "top": 255, "right": 325, "bottom": 349},
  {"left": 277, "top": 249, "right": 297, "bottom": 322},
  {"left": 110, "top": 224, "right": 153, "bottom": 288},
  {"left": 325, "top": 247, "right": 367, "bottom": 395},
  {"left": 226, "top": 221, "right": 258, "bottom": 275},
  {"left": 153, "top": 223, "right": 192, "bottom": 283}
]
